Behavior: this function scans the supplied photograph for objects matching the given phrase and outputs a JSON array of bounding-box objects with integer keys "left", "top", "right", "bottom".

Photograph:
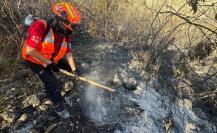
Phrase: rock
[
  {"left": 22, "top": 95, "right": 40, "bottom": 108},
  {"left": 64, "top": 81, "right": 74, "bottom": 92},
  {"left": 61, "top": 91, "right": 66, "bottom": 96},
  {"left": 18, "top": 114, "right": 28, "bottom": 122},
  {"left": 38, "top": 105, "right": 49, "bottom": 111},
  {"left": 140, "top": 71, "right": 146, "bottom": 76},
  {"left": 183, "top": 99, "right": 192, "bottom": 110},
  {"left": 134, "top": 84, "right": 144, "bottom": 95},
  {"left": 37, "top": 99, "right": 53, "bottom": 111},
  {"left": 44, "top": 99, "right": 53, "bottom": 105},
  {"left": 116, "top": 70, "right": 138, "bottom": 90},
  {"left": 128, "top": 60, "right": 143, "bottom": 70},
  {"left": 113, "top": 73, "right": 121, "bottom": 84},
  {"left": 185, "top": 122, "right": 197, "bottom": 133},
  {"left": 136, "top": 85, "right": 144, "bottom": 92},
  {"left": 0, "top": 111, "right": 16, "bottom": 124},
  {"left": 178, "top": 99, "right": 191, "bottom": 110},
  {"left": 45, "top": 123, "right": 57, "bottom": 133},
  {"left": 128, "top": 77, "right": 137, "bottom": 85},
  {"left": 30, "top": 129, "right": 40, "bottom": 133}
]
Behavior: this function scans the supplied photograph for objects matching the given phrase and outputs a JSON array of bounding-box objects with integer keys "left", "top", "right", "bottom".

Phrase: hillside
[{"left": 0, "top": 0, "right": 217, "bottom": 132}]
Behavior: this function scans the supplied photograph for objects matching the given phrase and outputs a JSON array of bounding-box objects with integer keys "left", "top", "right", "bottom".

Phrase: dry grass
[
  {"left": 0, "top": 0, "right": 52, "bottom": 78},
  {"left": 76, "top": 0, "right": 217, "bottom": 116}
]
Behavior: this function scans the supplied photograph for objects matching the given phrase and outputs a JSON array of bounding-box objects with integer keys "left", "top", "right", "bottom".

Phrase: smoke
[
  {"left": 84, "top": 71, "right": 117, "bottom": 124},
  {"left": 84, "top": 85, "right": 107, "bottom": 123}
]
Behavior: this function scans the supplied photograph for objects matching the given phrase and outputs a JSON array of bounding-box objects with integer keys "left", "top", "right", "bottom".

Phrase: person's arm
[
  {"left": 25, "top": 20, "right": 53, "bottom": 67},
  {"left": 65, "top": 52, "right": 76, "bottom": 72},
  {"left": 26, "top": 45, "right": 52, "bottom": 67}
]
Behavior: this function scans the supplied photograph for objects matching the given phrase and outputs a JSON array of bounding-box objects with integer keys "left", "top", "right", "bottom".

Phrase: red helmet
[{"left": 52, "top": 2, "right": 81, "bottom": 31}]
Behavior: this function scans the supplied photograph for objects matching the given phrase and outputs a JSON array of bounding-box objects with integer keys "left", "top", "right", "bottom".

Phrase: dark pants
[{"left": 25, "top": 59, "right": 71, "bottom": 105}]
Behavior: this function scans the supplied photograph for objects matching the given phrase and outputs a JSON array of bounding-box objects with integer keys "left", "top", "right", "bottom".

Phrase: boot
[{"left": 54, "top": 102, "right": 70, "bottom": 119}]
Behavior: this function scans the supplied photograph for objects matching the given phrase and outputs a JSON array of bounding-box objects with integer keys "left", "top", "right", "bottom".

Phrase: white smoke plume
[{"left": 83, "top": 70, "right": 111, "bottom": 124}]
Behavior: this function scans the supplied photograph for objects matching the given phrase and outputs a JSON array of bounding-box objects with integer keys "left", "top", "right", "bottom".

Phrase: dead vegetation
[
  {"left": 78, "top": 0, "right": 217, "bottom": 122},
  {"left": 0, "top": 0, "right": 217, "bottom": 126}
]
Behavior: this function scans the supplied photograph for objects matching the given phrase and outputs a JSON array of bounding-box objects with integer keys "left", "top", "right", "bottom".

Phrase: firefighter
[{"left": 21, "top": 2, "right": 81, "bottom": 119}]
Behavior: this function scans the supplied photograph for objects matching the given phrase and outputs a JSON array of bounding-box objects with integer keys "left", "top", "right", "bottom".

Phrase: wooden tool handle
[{"left": 59, "top": 69, "right": 115, "bottom": 93}]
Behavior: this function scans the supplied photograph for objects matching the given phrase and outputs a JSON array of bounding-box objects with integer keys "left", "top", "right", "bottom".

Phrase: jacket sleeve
[{"left": 25, "top": 20, "right": 46, "bottom": 49}]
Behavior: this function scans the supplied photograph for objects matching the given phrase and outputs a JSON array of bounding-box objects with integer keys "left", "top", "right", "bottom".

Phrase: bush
[{"left": 0, "top": 0, "right": 52, "bottom": 78}]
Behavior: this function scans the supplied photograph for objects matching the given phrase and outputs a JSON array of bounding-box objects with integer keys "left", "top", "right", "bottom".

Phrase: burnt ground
[
  {"left": 0, "top": 41, "right": 217, "bottom": 133},
  {"left": 0, "top": 79, "right": 117, "bottom": 133},
  {"left": 0, "top": 38, "right": 144, "bottom": 133},
  {"left": 0, "top": 69, "right": 143, "bottom": 133},
  {"left": 29, "top": 89, "right": 123, "bottom": 133}
]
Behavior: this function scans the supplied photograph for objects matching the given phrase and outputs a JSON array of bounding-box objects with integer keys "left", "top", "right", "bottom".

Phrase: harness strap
[{"left": 43, "top": 21, "right": 50, "bottom": 41}]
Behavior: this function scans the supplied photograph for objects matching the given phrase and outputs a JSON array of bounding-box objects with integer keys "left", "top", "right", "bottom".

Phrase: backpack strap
[{"left": 42, "top": 20, "right": 51, "bottom": 41}]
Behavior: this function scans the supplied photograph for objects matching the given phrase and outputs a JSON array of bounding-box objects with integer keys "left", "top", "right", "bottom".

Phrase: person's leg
[
  {"left": 25, "top": 61, "right": 63, "bottom": 105},
  {"left": 25, "top": 61, "right": 70, "bottom": 119}
]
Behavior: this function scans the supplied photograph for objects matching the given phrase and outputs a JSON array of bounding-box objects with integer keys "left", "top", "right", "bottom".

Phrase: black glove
[
  {"left": 72, "top": 69, "right": 80, "bottom": 80},
  {"left": 46, "top": 62, "right": 59, "bottom": 72}
]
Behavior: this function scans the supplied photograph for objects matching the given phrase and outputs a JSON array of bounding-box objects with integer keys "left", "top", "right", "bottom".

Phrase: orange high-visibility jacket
[{"left": 22, "top": 21, "right": 68, "bottom": 66}]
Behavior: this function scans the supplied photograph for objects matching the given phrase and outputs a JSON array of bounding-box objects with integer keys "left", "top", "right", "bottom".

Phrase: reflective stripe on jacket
[{"left": 21, "top": 21, "right": 68, "bottom": 66}]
